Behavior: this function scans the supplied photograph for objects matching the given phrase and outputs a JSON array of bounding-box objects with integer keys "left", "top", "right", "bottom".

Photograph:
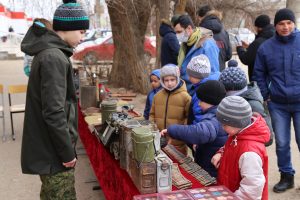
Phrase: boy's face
[
  {"left": 222, "top": 124, "right": 241, "bottom": 137},
  {"left": 150, "top": 75, "right": 160, "bottom": 89},
  {"left": 199, "top": 101, "right": 212, "bottom": 111},
  {"left": 189, "top": 76, "right": 201, "bottom": 84},
  {"left": 63, "top": 30, "right": 86, "bottom": 48},
  {"left": 163, "top": 75, "right": 177, "bottom": 90}
]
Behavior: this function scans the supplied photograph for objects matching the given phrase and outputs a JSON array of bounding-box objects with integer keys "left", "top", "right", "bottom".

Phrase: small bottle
[{"left": 99, "top": 84, "right": 107, "bottom": 104}]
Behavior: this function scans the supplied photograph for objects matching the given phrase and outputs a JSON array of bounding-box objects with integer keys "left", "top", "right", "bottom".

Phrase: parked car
[
  {"left": 75, "top": 35, "right": 111, "bottom": 53},
  {"left": 73, "top": 35, "right": 156, "bottom": 64},
  {"left": 82, "top": 29, "right": 112, "bottom": 42}
]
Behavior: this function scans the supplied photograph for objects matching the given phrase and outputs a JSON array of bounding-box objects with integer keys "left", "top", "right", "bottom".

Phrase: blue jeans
[{"left": 268, "top": 101, "right": 300, "bottom": 175}]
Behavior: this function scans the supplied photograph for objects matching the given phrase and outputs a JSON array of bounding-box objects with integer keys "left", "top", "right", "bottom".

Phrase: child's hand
[
  {"left": 193, "top": 144, "right": 197, "bottom": 151},
  {"left": 241, "top": 40, "right": 249, "bottom": 48},
  {"left": 211, "top": 153, "right": 221, "bottom": 169},
  {"left": 160, "top": 129, "right": 168, "bottom": 137}
]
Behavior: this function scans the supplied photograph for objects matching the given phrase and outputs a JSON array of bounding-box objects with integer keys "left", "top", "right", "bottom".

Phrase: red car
[{"left": 73, "top": 36, "right": 156, "bottom": 64}]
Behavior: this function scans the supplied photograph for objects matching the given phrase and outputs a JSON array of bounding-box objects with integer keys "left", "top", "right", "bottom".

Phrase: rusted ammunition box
[
  {"left": 80, "top": 85, "right": 97, "bottom": 110},
  {"left": 129, "top": 154, "right": 157, "bottom": 194}
]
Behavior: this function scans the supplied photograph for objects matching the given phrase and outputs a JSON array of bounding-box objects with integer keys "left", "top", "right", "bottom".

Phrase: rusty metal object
[{"left": 129, "top": 154, "right": 157, "bottom": 194}]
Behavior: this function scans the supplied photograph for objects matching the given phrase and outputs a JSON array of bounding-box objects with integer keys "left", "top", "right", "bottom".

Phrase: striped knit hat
[
  {"left": 53, "top": 0, "right": 89, "bottom": 31},
  {"left": 217, "top": 96, "right": 252, "bottom": 128},
  {"left": 187, "top": 54, "right": 211, "bottom": 79}
]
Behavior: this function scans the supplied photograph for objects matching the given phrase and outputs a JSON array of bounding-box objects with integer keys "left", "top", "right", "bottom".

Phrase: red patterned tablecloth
[{"left": 78, "top": 109, "right": 205, "bottom": 200}]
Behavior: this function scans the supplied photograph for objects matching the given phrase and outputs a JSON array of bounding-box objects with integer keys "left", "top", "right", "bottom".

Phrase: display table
[{"left": 78, "top": 109, "right": 206, "bottom": 200}]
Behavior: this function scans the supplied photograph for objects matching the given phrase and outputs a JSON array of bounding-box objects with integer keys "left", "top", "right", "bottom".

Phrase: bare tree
[
  {"left": 23, "top": 0, "right": 60, "bottom": 19},
  {"left": 22, "top": 0, "right": 95, "bottom": 20},
  {"left": 106, "top": 0, "right": 152, "bottom": 93},
  {"left": 174, "top": 0, "right": 188, "bottom": 14},
  {"left": 172, "top": 0, "right": 283, "bottom": 29},
  {"left": 152, "top": 0, "right": 170, "bottom": 68}
]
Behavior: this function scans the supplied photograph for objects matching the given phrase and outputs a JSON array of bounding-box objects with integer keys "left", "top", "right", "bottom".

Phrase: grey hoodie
[{"left": 233, "top": 82, "right": 273, "bottom": 137}]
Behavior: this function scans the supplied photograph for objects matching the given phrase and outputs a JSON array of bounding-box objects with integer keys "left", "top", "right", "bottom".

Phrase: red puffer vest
[{"left": 218, "top": 114, "right": 270, "bottom": 200}]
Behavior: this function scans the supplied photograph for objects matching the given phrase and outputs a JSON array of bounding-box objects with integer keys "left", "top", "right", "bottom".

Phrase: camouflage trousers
[{"left": 40, "top": 169, "right": 76, "bottom": 200}]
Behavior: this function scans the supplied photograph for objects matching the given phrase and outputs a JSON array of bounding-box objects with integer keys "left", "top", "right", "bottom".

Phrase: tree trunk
[
  {"left": 174, "top": 0, "right": 187, "bottom": 14},
  {"left": 185, "top": 0, "right": 197, "bottom": 23},
  {"left": 287, "top": 0, "right": 300, "bottom": 27},
  {"left": 154, "top": 0, "right": 170, "bottom": 68},
  {"left": 106, "top": 0, "right": 152, "bottom": 94}
]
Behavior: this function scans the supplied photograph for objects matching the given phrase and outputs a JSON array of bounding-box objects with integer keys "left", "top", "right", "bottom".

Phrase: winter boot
[{"left": 273, "top": 173, "right": 294, "bottom": 193}]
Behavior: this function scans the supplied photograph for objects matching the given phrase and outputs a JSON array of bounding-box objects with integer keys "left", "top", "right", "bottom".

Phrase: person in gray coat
[{"left": 219, "top": 60, "right": 273, "bottom": 146}]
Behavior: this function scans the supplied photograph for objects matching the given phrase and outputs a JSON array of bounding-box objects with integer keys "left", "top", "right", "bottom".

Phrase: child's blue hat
[{"left": 150, "top": 69, "right": 161, "bottom": 79}]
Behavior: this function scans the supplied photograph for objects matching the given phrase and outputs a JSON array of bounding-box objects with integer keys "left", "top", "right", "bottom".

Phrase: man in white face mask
[
  {"left": 173, "top": 15, "right": 220, "bottom": 96},
  {"left": 176, "top": 28, "right": 190, "bottom": 43}
]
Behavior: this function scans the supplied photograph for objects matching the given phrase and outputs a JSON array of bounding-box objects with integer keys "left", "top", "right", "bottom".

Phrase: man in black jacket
[
  {"left": 197, "top": 5, "right": 232, "bottom": 71},
  {"left": 237, "top": 15, "right": 275, "bottom": 81}
]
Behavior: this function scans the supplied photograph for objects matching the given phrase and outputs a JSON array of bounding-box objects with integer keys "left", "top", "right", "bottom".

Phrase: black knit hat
[
  {"left": 173, "top": 15, "right": 195, "bottom": 29},
  {"left": 196, "top": 80, "right": 226, "bottom": 105},
  {"left": 217, "top": 96, "right": 252, "bottom": 128},
  {"left": 254, "top": 15, "right": 271, "bottom": 28},
  {"left": 197, "top": 5, "right": 212, "bottom": 17},
  {"left": 219, "top": 60, "right": 247, "bottom": 91},
  {"left": 274, "top": 8, "right": 295, "bottom": 25},
  {"left": 53, "top": 0, "right": 89, "bottom": 31},
  {"left": 171, "top": 14, "right": 181, "bottom": 27}
]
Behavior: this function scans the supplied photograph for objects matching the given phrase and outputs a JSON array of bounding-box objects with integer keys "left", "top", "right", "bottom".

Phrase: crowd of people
[
  {"left": 144, "top": 6, "right": 300, "bottom": 200},
  {"left": 19, "top": 0, "right": 300, "bottom": 199}
]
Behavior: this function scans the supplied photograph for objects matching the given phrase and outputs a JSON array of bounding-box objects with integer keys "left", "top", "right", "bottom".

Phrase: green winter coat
[{"left": 21, "top": 23, "right": 78, "bottom": 175}]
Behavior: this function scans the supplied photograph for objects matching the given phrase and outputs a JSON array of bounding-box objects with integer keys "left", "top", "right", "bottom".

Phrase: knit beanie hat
[
  {"left": 187, "top": 54, "right": 211, "bottom": 80},
  {"left": 171, "top": 14, "right": 181, "bottom": 27},
  {"left": 197, "top": 5, "right": 212, "bottom": 17},
  {"left": 217, "top": 96, "right": 252, "bottom": 128},
  {"left": 274, "top": 8, "right": 295, "bottom": 26},
  {"left": 219, "top": 60, "right": 247, "bottom": 91},
  {"left": 196, "top": 80, "right": 226, "bottom": 105},
  {"left": 160, "top": 64, "right": 180, "bottom": 90},
  {"left": 254, "top": 15, "right": 271, "bottom": 28},
  {"left": 150, "top": 69, "right": 160, "bottom": 80},
  {"left": 53, "top": 0, "right": 89, "bottom": 31},
  {"left": 173, "top": 15, "right": 194, "bottom": 28}
]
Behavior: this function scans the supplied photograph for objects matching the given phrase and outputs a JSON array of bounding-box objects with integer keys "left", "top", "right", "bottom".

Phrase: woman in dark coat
[{"left": 159, "top": 19, "right": 180, "bottom": 66}]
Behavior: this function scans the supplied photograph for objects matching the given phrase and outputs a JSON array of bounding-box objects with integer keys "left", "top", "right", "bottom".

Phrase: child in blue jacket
[
  {"left": 161, "top": 80, "right": 227, "bottom": 177},
  {"left": 143, "top": 69, "right": 162, "bottom": 120},
  {"left": 186, "top": 54, "right": 220, "bottom": 124}
]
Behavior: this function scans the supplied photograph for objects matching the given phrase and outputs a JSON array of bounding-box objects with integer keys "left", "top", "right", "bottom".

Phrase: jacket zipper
[{"left": 164, "top": 92, "right": 171, "bottom": 129}]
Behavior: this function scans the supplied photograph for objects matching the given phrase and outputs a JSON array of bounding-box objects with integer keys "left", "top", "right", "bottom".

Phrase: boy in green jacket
[{"left": 20, "top": 0, "right": 89, "bottom": 199}]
